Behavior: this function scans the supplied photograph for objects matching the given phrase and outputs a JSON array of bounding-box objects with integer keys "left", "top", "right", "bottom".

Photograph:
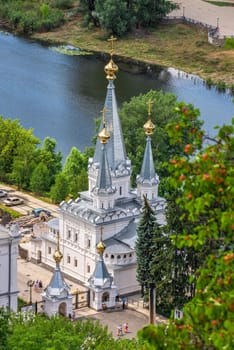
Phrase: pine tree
[{"left": 136, "top": 195, "right": 157, "bottom": 296}]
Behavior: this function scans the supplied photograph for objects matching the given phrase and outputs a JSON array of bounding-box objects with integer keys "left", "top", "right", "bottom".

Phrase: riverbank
[{"left": 27, "top": 12, "right": 234, "bottom": 90}]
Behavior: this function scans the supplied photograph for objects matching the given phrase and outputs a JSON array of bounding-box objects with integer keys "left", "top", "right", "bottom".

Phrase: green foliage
[
  {"left": 95, "top": 0, "right": 132, "bottom": 37},
  {"left": 51, "top": 0, "right": 73, "bottom": 10},
  {"left": 224, "top": 37, "right": 234, "bottom": 49},
  {"left": 62, "top": 147, "right": 88, "bottom": 197},
  {"left": 0, "top": 0, "right": 64, "bottom": 33},
  {"left": 1, "top": 312, "right": 144, "bottom": 349},
  {"left": 30, "top": 162, "right": 50, "bottom": 195},
  {"left": 0, "top": 308, "right": 11, "bottom": 350},
  {"left": 138, "top": 108, "right": 234, "bottom": 349},
  {"left": 38, "top": 137, "right": 63, "bottom": 188},
  {"left": 50, "top": 173, "right": 69, "bottom": 203},
  {"left": 120, "top": 91, "right": 203, "bottom": 188},
  {"left": 78, "top": 0, "right": 177, "bottom": 35},
  {"left": 40, "top": 4, "right": 50, "bottom": 19},
  {"left": 136, "top": 196, "right": 158, "bottom": 294},
  {"left": 0, "top": 116, "right": 40, "bottom": 184}
]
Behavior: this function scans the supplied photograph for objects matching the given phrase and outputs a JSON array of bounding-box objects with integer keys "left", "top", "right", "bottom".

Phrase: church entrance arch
[
  {"left": 58, "top": 302, "right": 67, "bottom": 316},
  {"left": 102, "top": 292, "right": 109, "bottom": 302}
]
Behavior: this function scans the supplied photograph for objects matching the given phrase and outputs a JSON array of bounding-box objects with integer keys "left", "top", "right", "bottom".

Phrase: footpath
[{"left": 170, "top": 0, "right": 234, "bottom": 36}]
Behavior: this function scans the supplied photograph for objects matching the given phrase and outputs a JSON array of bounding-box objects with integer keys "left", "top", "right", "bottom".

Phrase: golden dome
[
  {"left": 144, "top": 119, "right": 155, "bottom": 136},
  {"left": 104, "top": 58, "right": 118, "bottom": 80},
  {"left": 53, "top": 249, "right": 63, "bottom": 263},
  {"left": 98, "top": 125, "right": 110, "bottom": 144},
  {"left": 96, "top": 240, "right": 106, "bottom": 255}
]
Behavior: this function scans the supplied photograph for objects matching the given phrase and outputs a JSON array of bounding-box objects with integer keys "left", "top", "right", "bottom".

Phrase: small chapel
[{"left": 31, "top": 37, "right": 166, "bottom": 298}]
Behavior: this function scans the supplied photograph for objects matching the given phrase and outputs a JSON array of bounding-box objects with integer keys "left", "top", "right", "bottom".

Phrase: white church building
[{"left": 30, "top": 42, "right": 166, "bottom": 297}]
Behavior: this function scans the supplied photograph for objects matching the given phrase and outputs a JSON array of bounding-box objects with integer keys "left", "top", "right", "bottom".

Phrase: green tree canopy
[
  {"left": 136, "top": 195, "right": 158, "bottom": 295},
  {"left": 138, "top": 107, "right": 234, "bottom": 349},
  {"left": 119, "top": 90, "right": 203, "bottom": 187},
  {"left": 2, "top": 312, "right": 144, "bottom": 349},
  {"left": 30, "top": 162, "right": 51, "bottom": 195},
  {"left": 79, "top": 0, "right": 177, "bottom": 36},
  {"left": 0, "top": 116, "right": 39, "bottom": 184}
]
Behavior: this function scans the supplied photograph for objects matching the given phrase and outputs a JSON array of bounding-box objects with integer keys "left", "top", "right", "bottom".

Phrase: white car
[
  {"left": 3, "top": 196, "right": 24, "bottom": 206},
  {"left": 0, "top": 190, "right": 7, "bottom": 197}
]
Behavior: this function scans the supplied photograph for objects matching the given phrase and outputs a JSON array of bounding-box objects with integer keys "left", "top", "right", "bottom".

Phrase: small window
[
  {"left": 74, "top": 259, "right": 78, "bottom": 267},
  {"left": 48, "top": 247, "right": 51, "bottom": 254},
  {"left": 119, "top": 186, "right": 122, "bottom": 195},
  {"left": 105, "top": 254, "right": 109, "bottom": 258},
  {"left": 123, "top": 254, "right": 126, "bottom": 259},
  {"left": 87, "top": 239, "right": 91, "bottom": 248},
  {"left": 67, "top": 229, "right": 71, "bottom": 239},
  {"left": 87, "top": 265, "right": 90, "bottom": 273},
  {"left": 129, "top": 253, "right": 132, "bottom": 258},
  {"left": 111, "top": 255, "right": 114, "bottom": 259},
  {"left": 117, "top": 255, "right": 121, "bottom": 259},
  {"left": 74, "top": 233, "right": 78, "bottom": 242},
  {"left": 67, "top": 255, "right": 71, "bottom": 264}
]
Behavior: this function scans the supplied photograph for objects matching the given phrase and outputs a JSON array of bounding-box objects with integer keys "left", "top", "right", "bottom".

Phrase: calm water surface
[{"left": 0, "top": 32, "right": 233, "bottom": 159}]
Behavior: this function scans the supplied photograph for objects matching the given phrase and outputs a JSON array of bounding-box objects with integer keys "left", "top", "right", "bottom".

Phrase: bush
[
  {"left": 224, "top": 37, "right": 234, "bottom": 49},
  {"left": 52, "top": 0, "right": 73, "bottom": 10}
]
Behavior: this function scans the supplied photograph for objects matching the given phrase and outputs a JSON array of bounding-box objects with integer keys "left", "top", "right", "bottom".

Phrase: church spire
[
  {"left": 88, "top": 226, "right": 113, "bottom": 289},
  {"left": 93, "top": 109, "right": 115, "bottom": 196},
  {"left": 44, "top": 232, "right": 70, "bottom": 298},
  {"left": 93, "top": 36, "right": 129, "bottom": 173},
  {"left": 137, "top": 100, "right": 159, "bottom": 201}
]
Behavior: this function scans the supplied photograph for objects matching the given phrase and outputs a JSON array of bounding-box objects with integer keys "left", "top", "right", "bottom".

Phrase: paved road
[
  {"left": 0, "top": 184, "right": 58, "bottom": 217},
  {"left": 170, "top": 0, "right": 234, "bottom": 36}
]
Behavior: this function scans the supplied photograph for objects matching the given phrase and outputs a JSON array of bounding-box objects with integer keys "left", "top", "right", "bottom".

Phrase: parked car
[
  {"left": 0, "top": 190, "right": 7, "bottom": 198},
  {"left": 32, "top": 208, "right": 51, "bottom": 217},
  {"left": 4, "top": 196, "right": 24, "bottom": 206}
]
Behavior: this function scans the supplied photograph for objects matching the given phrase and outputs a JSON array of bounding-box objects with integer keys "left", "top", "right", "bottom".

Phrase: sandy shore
[{"left": 170, "top": 0, "right": 234, "bottom": 36}]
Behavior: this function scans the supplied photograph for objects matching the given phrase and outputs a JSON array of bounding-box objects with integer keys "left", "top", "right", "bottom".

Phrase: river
[{"left": 0, "top": 31, "right": 233, "bottom": 160}]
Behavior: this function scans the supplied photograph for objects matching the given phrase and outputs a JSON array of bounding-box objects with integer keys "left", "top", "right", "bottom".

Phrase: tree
[
  {"left": 38, "top": 137, "right": 62, "bottom": 188},
  {"left": 136, "top": 195, "right": 157, "bottom": 296},
  {"left": 120, "top": 91, "right": 203, "bottom": 186},
  {"left": 95, "top": 0, "right": 132, "bottom": 36},
  {"left": 134, "top": 0, "right": 177, "bottom": 28},
  {"left": 79, "top": 0, "right": 177, "bottom": 35},
  {"left": 63, "top": 147, "right": 88, "bottom": 197},
  {"left": 3, "top": 312, "right": 144, "bottom": 350},
  {"left": 0, "top": 116, "right": 39, "bottom": 184},
  {"left": 50, "top": 173, "right": 69, "bottom": 203},
  {"left": 30, "top": 162, "right": 50, "bottom": 195},
  {"left": 138, "top": 108, "right": 234, "bottom": 349}
]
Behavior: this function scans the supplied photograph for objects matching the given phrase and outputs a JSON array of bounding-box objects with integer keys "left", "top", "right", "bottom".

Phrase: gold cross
[
  {"left": 147, "top": 99, "right": 153, "bottom": 117},
  {"left": 101, "top": 107, "right": 108, "bottom": 126},
  {"left": 108, "top": 35, "right": 117, "bottom": 55},
  {"left": 57, "top": 232, "right": 60, "bottom": 250},
  {"left": 100, "top": 226, "right": 103, "bottom": 241}
]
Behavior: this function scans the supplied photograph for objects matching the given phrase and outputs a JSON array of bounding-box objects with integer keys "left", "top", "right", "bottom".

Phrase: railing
[{"left": 163, "top": 15, "right": 234, "bottom": 46}]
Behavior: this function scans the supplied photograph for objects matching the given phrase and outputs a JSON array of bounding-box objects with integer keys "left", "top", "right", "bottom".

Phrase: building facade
[
  {"left": 0, "top": 224, "right": 21, "bottom": 311},
  {"left": 31, "top": 44, "right": 166, "bottom": 296}
]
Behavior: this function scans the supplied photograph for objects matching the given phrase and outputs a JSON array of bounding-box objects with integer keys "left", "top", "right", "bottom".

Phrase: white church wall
[
  {"left": 0, "top": 233, "right": 19, "bottom": 312},
  {"left": 113, "top": 265, "right": 140, "bottom": 295}
]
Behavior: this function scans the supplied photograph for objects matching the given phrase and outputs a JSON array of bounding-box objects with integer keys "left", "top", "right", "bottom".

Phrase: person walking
[
  {"left": 122, "top": 297, "right": 126, "bottom": 310},
  {"left": 124, "top": 322, "right": 129, "bottom": 333}
]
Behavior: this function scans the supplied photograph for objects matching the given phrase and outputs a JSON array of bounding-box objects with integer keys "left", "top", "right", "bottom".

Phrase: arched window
[
  {"left": 119, "top": 186, "right": 122, "bottom": 196},
  {"left": 102, "top": 292, "right": 109, "bottom": 302},
  {"left": 111, "top": 255, "right": 114, "bottom": 259}
]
